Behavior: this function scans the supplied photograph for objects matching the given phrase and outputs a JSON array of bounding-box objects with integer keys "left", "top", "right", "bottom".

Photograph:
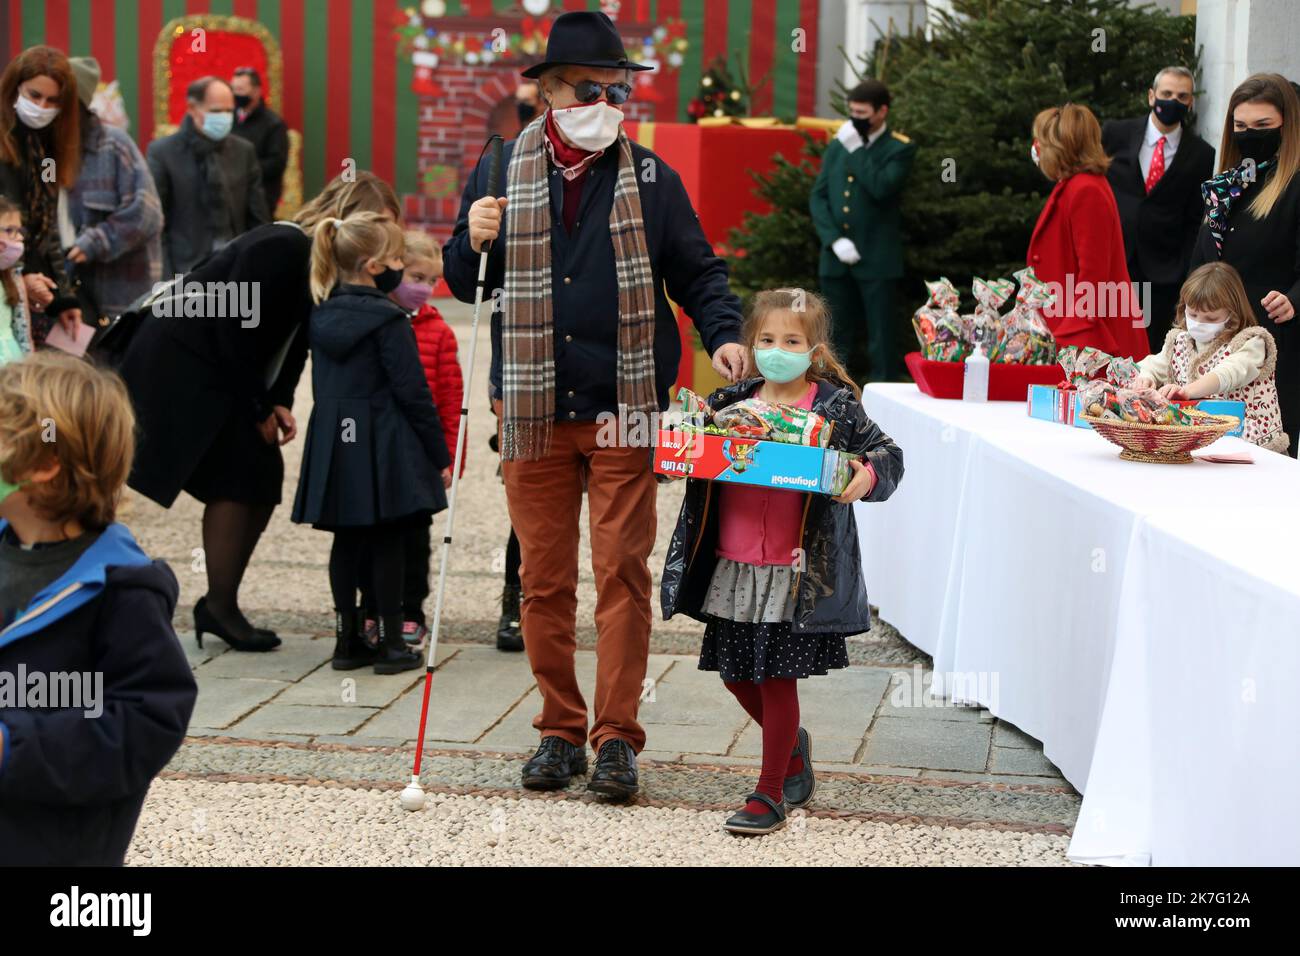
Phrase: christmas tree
[
  {"left": 688, "top": 56, "right": 749, "bottom": 121},
  {"left": 726, "top": 135, "right": 826, "bottom": 299}
]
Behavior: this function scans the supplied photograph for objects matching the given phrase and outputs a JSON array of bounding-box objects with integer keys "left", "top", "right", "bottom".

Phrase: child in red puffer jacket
[{"left": 362, "top": 231, "right": 464, "bottom": 648}]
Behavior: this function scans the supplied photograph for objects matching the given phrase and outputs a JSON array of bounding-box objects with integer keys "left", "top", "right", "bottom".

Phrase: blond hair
[
  {"left": 309, "top": 212, "right": 405, "bottom": 304},
  {"left": 743, "top": 288, "right": 860, "bottom": 399},
  {"left": 1217, "top": 73, "right": 1300, "bottom": 220},
  {"left": 402, "top": 229, "right": 441, "bottom": 271},
  {"left": 1033, "top": 104, "right": 1111, "bottom": 181},
  {"left": 0, "top": 352, "right": 135, "bottom": 530},
  {"left": 1175, "top": 262, "right": 1259, "bottom": 342},
  {"left": 295, "top": 170, "right": 401, "bottom": 235}
]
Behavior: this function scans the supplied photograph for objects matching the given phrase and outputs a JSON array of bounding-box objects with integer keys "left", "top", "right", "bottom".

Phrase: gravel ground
[{"left": 129, "top": 778, "right": 1077, "bottom": 866}]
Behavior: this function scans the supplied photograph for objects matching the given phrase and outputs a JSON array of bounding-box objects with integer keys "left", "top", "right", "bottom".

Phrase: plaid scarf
[
  {"left": 1201, "top": 158, "right": 1275, "bottom": 255},
  {"left": 501, "top": 114, "right": 658, "bottom": 462}
]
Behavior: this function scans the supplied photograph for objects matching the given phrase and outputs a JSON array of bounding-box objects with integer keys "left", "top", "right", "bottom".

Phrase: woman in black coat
[
  {"left": 117, "top": 171, "right": 402, "bottom": 650},
  {"left": 290, "top": 214, "right": 450, "bottom": 675},
  {"left": 1190, "top": 74, "right": 1300, "bottom": 455},
  {"left": 0, "top": 46, "right": 85, "bottom": 344}
]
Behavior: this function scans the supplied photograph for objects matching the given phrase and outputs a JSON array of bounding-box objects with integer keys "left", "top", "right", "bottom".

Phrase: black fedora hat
[{"left": 520, "top": 11, "right": 652, "bottom": 79}]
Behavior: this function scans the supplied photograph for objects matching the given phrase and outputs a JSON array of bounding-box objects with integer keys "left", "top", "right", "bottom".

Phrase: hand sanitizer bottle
[{"left": 963, "top": 343, "right": 989, "bottom": 403}]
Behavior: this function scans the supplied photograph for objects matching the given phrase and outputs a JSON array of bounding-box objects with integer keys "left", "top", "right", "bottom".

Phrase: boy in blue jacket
[{"left": 0, "top": 351, "right": 196, "bottom": 865}]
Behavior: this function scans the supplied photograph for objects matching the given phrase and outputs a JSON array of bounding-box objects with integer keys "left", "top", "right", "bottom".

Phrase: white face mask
[
  {"left": 14, "top": 95, "right": 59, "bottom": 130},
  {"left": 550, "top": 100, "right": 623, "bottom": 152},
  {"left": 1185, "top": 317, "right": 1227, "bottom": 345}
]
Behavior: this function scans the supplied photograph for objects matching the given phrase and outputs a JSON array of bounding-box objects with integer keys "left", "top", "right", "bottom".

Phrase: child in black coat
[
  {"left": 290, "top": 212, "right": 451, "bottom": 674},
  {"left": 661, "top": 289, "right": 904, "bottom": 835},
  {"left": 0, "top": 351, "right": 197, "bottom": 865}
]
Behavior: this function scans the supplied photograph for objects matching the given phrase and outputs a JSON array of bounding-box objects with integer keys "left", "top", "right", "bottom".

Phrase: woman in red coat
[{"left": 1027, "top": 104, "right": 1150, "bottom": 359}]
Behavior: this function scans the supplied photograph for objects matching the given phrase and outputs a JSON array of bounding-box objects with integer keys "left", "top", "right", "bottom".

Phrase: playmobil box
[
  {"left": 1027, "top": 384, "right": 1245, "bottom": 437},
  {"left": 654, "top": 429, "right": 856, "bottom": 496}
]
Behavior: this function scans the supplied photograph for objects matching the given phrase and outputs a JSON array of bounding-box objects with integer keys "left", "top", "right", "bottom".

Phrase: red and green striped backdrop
[{"left": 2, "top": 0, "right": 819, "bottom": 198}]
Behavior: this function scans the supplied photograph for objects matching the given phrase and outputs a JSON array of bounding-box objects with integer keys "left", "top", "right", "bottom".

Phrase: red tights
[{"left": 724, "top": 678, "right": 801, "bottom": 813}]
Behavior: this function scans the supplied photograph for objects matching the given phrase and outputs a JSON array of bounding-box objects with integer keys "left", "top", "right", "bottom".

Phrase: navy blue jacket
[
  {"left": 291, "top": 284, "right": 451, "bottom": 528},
  {"left": 443, "top": 135, "right": 743, "bottom": 418},
  {"left": 0, "top": 521, "right": 197, "bottom": 865}
]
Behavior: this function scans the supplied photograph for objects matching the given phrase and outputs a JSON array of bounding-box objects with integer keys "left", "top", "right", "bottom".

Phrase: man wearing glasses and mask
[{"left": 444, "top": 11, "right": 746, "bottom": 802}]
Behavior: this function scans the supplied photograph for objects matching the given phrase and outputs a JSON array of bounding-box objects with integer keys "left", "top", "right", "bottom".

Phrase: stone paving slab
[
  {"left": 860, "top": 715, "right": 993, "bottom": 773},
  {"left": 478, "top": 653, "right": 677, "bottom": 750},
  {"left": 357, "top": 645, "right": 537, "bottom": 743},
  {"left": 275, "top": 644, "right": 455, "bottom": 708},
  {"left": 229, "top": 703, "right": 381, "bottom": 737},
  {"left": 189, "top": 677, "right": 288, "bottom": 731},
  {"left": 989, "top": 745, "right": 1060, "bottom": 777},
  {"left": 193, "top": 633, "right": 332, "bottom": 682}
]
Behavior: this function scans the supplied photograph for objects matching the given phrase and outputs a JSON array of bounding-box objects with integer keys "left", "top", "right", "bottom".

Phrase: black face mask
[
  {"left": 1152, "top": 97, "right": 1188, "bottom": 127},
  {"left": 1234, "top": 126, "right": 1283, "bottom": 164},
  {"left": 851, "top": 116, "right": 874, "bottom": 139},
  {"left": 234, "top": 94, "right": 253, "bottom": 111},
  {"left": 517, "top": 100, "right": 538, "bottom": 125},
  {"left": 374, "top": 265, "right": 404, "bottom": 294}
]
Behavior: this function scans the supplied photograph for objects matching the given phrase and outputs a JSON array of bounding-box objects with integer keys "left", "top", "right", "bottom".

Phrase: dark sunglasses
[{"left": 555, "top": 76, "right": 633, "bottom": 105}]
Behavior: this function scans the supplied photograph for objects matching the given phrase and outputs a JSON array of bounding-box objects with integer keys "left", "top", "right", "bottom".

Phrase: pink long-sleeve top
[{"left": 715, "top": 381, "right": 817, "bottom": 567}]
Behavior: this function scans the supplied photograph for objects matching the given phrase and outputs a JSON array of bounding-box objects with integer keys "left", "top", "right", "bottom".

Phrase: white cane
[{"left": 401, "top": 134, "right": 505, "bottom": 811}]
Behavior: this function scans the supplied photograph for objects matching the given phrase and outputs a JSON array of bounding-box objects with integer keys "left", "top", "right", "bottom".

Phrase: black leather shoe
[
  {"left": 194, "top": 596, "right": 279, "bottom": 653},
  {"left": 784, "top": 727, "right": 816, "bottom": 809},
  {"left": 586, "top": 738, "right": 638, "bottom": 800},
  {"left": 521, "top": 736, "right": 588, "bottom": 790},
  {"left": 723, "top": 791, "right": 787, "bottom": 835}
]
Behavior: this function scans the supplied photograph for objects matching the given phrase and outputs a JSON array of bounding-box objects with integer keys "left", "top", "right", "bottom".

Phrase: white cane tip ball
[{"left": 400, "top": 784, "right": 426, "bottom": 812}]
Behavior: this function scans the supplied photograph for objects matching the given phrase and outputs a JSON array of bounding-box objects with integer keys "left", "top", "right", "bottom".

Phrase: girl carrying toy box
[
  {"left": 1134, "top": 262, "right": 1287, "bottom": 453},
  {"left": 661, "top": 288, "right": 905, "bottom": 836}
]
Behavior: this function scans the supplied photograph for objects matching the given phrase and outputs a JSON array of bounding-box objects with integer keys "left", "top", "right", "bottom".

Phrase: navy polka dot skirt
[{"left": 699, "top": 558, "right": 850, "bottom": 683}]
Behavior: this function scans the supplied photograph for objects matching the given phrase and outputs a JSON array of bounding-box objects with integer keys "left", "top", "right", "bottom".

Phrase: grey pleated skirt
[{"left": 699, "top": 558, "right": 849, "bottom": 683}]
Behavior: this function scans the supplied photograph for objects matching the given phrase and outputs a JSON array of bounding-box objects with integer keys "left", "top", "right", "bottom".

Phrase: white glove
[
  {"left": 835, "top": 119, "right": 864, "bottom": 153},
  {"left": 832, "top": 237, "right": 861, "bottom": 265}
]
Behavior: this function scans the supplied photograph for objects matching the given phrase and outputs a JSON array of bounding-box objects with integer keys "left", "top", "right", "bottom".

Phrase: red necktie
[{"left": 1145, "top": 136, "right": 1166, "bottom": 194}]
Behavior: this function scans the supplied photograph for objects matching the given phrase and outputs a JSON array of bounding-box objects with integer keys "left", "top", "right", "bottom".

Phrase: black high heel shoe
[{"left": 194, "top": 597, "right": 279, "bottom": 652}]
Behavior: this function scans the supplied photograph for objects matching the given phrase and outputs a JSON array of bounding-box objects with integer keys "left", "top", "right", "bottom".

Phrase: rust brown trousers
[{"left": 501, "top": 417, "right": 657, "bottom": 754}]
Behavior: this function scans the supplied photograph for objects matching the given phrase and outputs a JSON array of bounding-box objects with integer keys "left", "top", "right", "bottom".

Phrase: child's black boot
[
  {"left": 374, "top": 612, "right": 422, "bottom": 674},
  {"left": 331, "top": 608, "right": 379, "bottom": 670}
]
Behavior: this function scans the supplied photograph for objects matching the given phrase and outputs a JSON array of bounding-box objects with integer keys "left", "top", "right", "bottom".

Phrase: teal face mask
[
  {"left": 201, "top": 111, "right": 233, "bottom": 140},
  {"left": 754, "top": 346, "right": 813, "bottom": 384}
]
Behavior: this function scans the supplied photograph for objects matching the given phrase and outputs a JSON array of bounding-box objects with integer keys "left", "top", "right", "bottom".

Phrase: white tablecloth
[{"left": 855, "top": 383, "right": 1300, "bottom": 866}]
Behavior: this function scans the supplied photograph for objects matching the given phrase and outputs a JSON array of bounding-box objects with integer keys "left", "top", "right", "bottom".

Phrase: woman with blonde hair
[
  {"left": 1026, "top": 103, "right": 1149, "bottom": 359},
  {"left": 291, "top": 213, "right": 451, "bottom": 674},
  {"left": 117, "top": 170, "right": 402, "bottom": 652},
  {"left": 1189, "top": 73, "right": 1300, "bottom": 455},
  {"left": 1134, "top": 261, "right": 1286, "bottom": 452}
]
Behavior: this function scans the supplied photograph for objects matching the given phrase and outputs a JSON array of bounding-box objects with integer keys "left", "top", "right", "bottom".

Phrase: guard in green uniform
[{"left": 810, "top": 80, "right": 916, "bottom": 382}]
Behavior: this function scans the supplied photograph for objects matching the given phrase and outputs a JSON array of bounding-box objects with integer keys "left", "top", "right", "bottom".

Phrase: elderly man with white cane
[{"left": 443, "top": 11, "right": 746, "bottom": 800}]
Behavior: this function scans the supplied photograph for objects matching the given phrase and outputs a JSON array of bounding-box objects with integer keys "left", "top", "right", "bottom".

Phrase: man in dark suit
[
  {"left": 147, "top": 76, "right": 268, "bottom": 275},
  {"left": 231, "top": 66, "right": 289, "bottom": 215},
  {"left": 1102, "top": 66, "right": 1216, "bottom": 352}
]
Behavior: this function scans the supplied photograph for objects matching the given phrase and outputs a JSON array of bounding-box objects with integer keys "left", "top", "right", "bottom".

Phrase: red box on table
[{"left": 906, "top": 352, "right": 1065, "bottom": 401}]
